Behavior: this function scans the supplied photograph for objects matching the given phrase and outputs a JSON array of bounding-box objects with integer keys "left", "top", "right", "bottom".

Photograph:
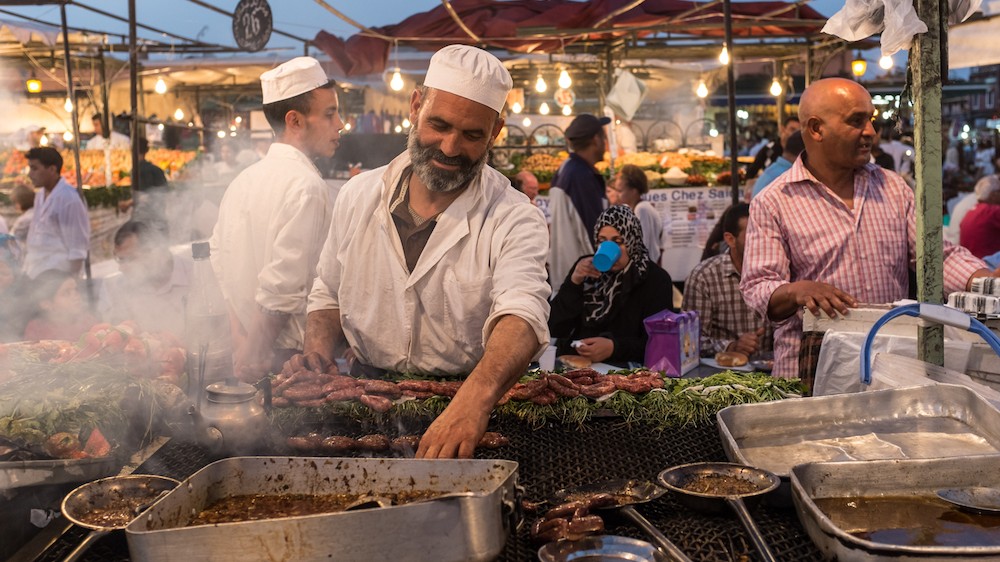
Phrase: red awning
[{"left": 314, "top": 0, "right": 828, "bottom": 76}]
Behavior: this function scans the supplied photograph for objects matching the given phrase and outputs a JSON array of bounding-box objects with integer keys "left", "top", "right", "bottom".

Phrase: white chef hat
[
  {"left": 261, "top": 57, "right": 329, "bottom": 105},
  {"left": 423, "top": 45, "right": 512, "bottom": 114}
]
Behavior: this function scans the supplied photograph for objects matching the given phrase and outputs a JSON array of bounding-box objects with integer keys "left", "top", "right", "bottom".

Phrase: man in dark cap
[{"left": 548, "top": 113, "right": 610, "bottom": 292}]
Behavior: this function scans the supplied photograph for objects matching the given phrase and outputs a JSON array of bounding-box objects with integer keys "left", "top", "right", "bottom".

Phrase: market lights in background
[
  {"left": 718, "top": 45, "right": 729, "bottom": 65},
  {"left": 696, "top": 79, "right": 708, "bottom": 98},
  {"left": 154, "top": 77, "right": 167, "bottom": 95},
  {"left": 539, "top": 102, "right": 550, "bottom": 115},
  {"left": 879, "top": 55, "right": 894, "bottom": 70},
  {"left": 535, "top": 74, "right": 547, "bottom": 93},
  {"left": 389, "top": 68, "right": 404, "bottom": 91},
  {"left": 557, "top": 68, "right": 572, "bottom": 89},
  {"left": 769, "top": 77, "right": 783, "bottom": 97}
]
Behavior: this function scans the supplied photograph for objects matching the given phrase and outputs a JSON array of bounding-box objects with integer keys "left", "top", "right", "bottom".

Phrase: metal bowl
[{"left": 538, "top": 535, "right": 667, "bottom": 562}]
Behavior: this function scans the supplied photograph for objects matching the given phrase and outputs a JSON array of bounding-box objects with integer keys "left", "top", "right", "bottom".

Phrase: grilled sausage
[
  {"left": 356, "top": 434, "right": 391, "bottom": 452},
  {"left": 282, "top": 383, "right": 326, "bottom": 401},
  {"left": 320, "top": 436, "right": 358, "bottom": 453},
  {"left": 324, "top": 387, "right": 364, "bottom": 402},
  {"left": 567, "top": 514, "right": 605, "bottom": 535},
  {"left": 359, "top": 394, "right": 393, "bottom": 413},
  {"left": 390, "top": 435, "right": 421, "bottom": 454},
  {"left": 362, "top": 379, "right": 402, "bottom": 399},
  {"left": 579, "top": 381, "right": 616, "bottom": 399},
  {"left": 477, "top": 432, "right": 510, "bottom": 449},
  {"left": 544, "top": 501, "right": 587, "bottom": 520}
]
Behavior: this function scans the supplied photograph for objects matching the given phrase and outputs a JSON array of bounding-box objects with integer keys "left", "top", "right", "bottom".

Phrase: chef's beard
[{"left": 408, "top": 126, "right": 490, "bottom": 193}]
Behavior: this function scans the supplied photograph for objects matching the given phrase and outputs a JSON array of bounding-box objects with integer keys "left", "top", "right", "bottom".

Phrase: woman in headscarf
[{"left": 549, "top": 205, "right": 675, "bottom": 366}]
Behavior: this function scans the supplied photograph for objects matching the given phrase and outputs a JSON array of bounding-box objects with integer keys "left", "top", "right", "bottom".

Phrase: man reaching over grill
[{"left": 295, "top": 45, "right": 550, "bottom": 459}]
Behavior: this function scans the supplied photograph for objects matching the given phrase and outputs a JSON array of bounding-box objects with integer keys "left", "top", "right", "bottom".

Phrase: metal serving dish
[
  {"left": 125, "top": 456, "right": 519, "bottom": 562},
  {"left": 717, "top": 385, "right": 1000, "bottom": 504},
  {"left": 790, "top": 456, "right": 1000, "bottom": 560}
]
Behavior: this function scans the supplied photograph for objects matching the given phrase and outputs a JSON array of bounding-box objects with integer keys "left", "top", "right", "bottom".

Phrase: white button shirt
[
  {"left": 308, "top": 152, "right": 551, "bottom": 376},
  {"left": 210, "top": 143, "right": 333, "bottom": 351},
  {"left": 23, "top": 178, "right": 90, "bottom": 279}
]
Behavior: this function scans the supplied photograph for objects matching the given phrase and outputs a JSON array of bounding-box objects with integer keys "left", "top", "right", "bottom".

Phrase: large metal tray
[
  {"left": 790, "top": 456, "right": 1000, "bottom": 560},
  {"left": 717, "top": 384, "right": 1000, "bottom": 479},
  {"left": 125, "top": 456, "right": 519, "bottom": 562}
]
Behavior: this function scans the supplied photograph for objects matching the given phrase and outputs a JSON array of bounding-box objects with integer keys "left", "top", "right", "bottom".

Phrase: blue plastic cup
[{"left": 592, "top": 240, "right": 622, "bottom": 272}]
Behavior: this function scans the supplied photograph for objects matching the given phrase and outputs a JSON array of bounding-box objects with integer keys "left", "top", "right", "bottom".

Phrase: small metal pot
[
  {"left": 61, "top": 474, "right": 179, "bottom": 562},
  {"left": 658, "top": 462, "right": 779, "bottom": 562}
]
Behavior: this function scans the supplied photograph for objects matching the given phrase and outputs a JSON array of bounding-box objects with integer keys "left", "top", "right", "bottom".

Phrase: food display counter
[{"left": 18, "top": 417, "right": 823, "bottom": 561}]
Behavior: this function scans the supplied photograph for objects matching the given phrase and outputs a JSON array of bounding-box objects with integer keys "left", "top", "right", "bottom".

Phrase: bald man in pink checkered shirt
[{"left": 740, "top": 78, "right": 994, "bottom": 381}]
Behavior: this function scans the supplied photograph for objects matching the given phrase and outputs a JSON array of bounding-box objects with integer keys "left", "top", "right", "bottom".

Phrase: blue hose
[{"left": 860, "top": 303, "right": 1000, "bottom": 386}]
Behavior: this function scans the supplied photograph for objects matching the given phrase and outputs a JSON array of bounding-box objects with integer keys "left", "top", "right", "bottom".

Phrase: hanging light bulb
[
  {"left": 39, "top": 134, "right": 49, "bottom": 146},
  {"left": 64, "top": 97, "right": 73, "bottom": 113},
  {"left": 344, "top": 122, "right": 352, "bottom": 131},
  {"left": 558, "top": 68, "right": 572, "bottom": 89},
  {"left": 539, "top": 102, "right": 550, "bottom": 115},
  {"left": 561, "top": 104, "right": 572, "bottom": 116},
  {"left": 174, "top": 108, "right": 184, "bottom": 121},
  {"left": 769, "top": 77, "right": 783, "bottom": 97},
  {"left": 389, "top": 68, "right": 404, "bottom": 92},
  {"left": 402, "top": 118, "right": 411, "bottom": 128},
  {"left": 154, "top": 77, "right": 167, "bottom": 94},
  {"left": 696, "top": 80, "right": 709, "bottom": 99},
  {"left": 719, "top": 45, "right": 730, "bottom": 65},
  {"left": 522, "top": 117, "right": 532, "bottom": 127},
  {"left": 394, "top": 125, "right": 402, "bottom": 133},
  {"left": 709, "top": 128, "right": 719, "bottom": 137},
  {"left": 511, "top": 101, "right": 522, "bottom": 114},
  {"left": 217, "top": 130, "right": 226, "bottom": 139},
  {"left": 157, "top": 123, "right": 165, "bottom": 131},
  {"left": 535, "top": 74, "right": 547, "bottom": 93},
  {"left": 235, "top": 116, "right": 243, "bottom": 124},
  {"left": 26, "top": 73, "right": 42, "bottom": 94},
  {"left": 63, "top": 131, "right": 73, "bottom": 142},
  {"left": 878, "top": 55, "right": 894, "bottom": 70},
  {"left": 851, "top": 52, "right": 867, "bottom": 77}
]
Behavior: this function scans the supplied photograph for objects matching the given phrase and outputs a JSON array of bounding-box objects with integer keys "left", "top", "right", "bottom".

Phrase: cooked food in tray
[{"left": 189, "top": 490, "right": 448, "bottom": 526}]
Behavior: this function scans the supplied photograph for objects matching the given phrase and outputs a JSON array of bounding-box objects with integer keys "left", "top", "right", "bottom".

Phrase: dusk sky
[{"left": 4, "top": 0, "right": 847, "bottom": 54}]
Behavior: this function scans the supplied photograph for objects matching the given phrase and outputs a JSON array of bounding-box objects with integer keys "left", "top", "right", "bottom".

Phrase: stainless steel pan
[
  {"left": 658, "top": 462, "right": 779, "bottom": 562},
  {"left": 60, "top": 474, "right": 178, "bottom": 562}
]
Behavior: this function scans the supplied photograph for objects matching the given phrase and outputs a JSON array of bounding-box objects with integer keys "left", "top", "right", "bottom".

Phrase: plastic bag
[
  {"left": 822, "top": 0, "right": 885, "bottom": 42},
  {"left": 605, "top": 69, "right": 647, "bottom": 123},
  {"left": 825, "top": 0, "right": 980, "bottom": 57},
  {"left": 643, "top": 309, "right": 699, "bottom": 377},
  {"left": 881, "top": 0, "right": 928, "bottom": 56},
  {"left": 823, "top": 0, "right": 927, "bottom": 56}
]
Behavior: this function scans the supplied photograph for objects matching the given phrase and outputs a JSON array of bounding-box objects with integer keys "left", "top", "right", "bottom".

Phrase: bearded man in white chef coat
[
  {"left": 210, "top": 57, "right": 344, "bottom": 380},
  {"left": 301, "top": 45, "right": 551, "bottom": 459}
]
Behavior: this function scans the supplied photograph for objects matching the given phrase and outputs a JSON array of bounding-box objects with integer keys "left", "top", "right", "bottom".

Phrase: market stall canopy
[
  {"left": 948, "top": 13, "right": 1000, "bottom": 68},
  {"left": 313, "top": 0, "right": 829, "bottom": 77}
]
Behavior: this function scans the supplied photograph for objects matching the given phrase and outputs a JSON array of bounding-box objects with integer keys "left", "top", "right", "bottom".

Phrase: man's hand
[
  {"left": 570, "top": 258, "right": 601, "bottom": 285},
  {"left": 575, "top": 337, "right": 614, "bottom": 363},
  {"left": 416, "top": 398, "right": 490, "bottom": 459},
  {"left": 768, "top": 280, "right": 857, "bottom": 321},
  {"left": 727, "top": 327, "right": 764, "bottom": 356},
  {"left": 279, "top": 351, "right": 336, "bottom": 376},
  {"left": 234, "top": 345, "right": 273, "bottom": 383}
]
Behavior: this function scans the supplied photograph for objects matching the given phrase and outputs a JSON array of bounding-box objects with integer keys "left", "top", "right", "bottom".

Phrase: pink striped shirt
[{"left": 741, "top": 157, "right": 986, "bottom": 379}]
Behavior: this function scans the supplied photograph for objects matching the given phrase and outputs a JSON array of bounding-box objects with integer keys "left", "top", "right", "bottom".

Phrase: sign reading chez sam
[{"left": 232, "top": 0, "right": 273, "bottom": 52}]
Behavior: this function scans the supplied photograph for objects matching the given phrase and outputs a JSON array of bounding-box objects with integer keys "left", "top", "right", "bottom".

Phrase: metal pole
[
  {"left": 60, "top": 2, "right": 91, "bottom": 298},
  {"left": 912, "top": 0, "right": 945, "bottom": 365},
  {"left": 805, "top": 39, "right": 813, "bottom": 87},
  {"left": 723, "top": 0, "right": 739, "bottom": 204},
  {"left": 99, "top": 48, "right": 109, "bottom": 129},
  {"left": 775, "top": 60, "right": 786, "bottom": 129},
  {"left": 129, "top": 0, "right": 141, "bottom": 194}
]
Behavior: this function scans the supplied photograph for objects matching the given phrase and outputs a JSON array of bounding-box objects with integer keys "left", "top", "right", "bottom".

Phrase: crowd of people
[{"left": 4, "top": 44, "right": 1000, "bottom": 459}]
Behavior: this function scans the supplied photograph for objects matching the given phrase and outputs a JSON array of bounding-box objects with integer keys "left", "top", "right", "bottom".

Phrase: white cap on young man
[{"left": 261, "top": 57, "right": 329, "bottom": 105}]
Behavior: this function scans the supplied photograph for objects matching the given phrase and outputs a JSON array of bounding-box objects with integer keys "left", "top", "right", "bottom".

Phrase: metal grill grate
[{"left": 30, "top": 418, "right": 822, "bottom": 561}]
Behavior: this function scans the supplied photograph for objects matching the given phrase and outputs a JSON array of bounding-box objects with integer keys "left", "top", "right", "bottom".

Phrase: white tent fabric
[{"left": 949, "top": 13, "right": 1000, "bottom": 68}]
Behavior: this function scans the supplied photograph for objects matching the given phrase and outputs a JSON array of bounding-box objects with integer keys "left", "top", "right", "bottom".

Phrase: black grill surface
[{"left": 29, "top": 418, "right": 822, "bottom": 561}]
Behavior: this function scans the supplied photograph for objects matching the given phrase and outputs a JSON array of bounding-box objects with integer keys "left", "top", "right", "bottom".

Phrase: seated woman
[
  {"left": 549, "top": 205, "right": 675, "bottom": 367},
  {"left": 23, "top": 270, "right": 97, "bottom": 342}
]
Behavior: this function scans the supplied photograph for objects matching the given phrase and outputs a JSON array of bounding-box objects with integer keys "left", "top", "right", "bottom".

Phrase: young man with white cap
[
  {"left": 300, "top": 44, "right": 550, "bottom": 459},
  {"left": 210, "top": 56, "right": 343, "bottom": 380}
]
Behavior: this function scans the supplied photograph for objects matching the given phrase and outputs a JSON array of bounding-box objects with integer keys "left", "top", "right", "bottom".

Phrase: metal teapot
[{"left": 188, "top": 379, "right": 268, "bottom": 454}]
